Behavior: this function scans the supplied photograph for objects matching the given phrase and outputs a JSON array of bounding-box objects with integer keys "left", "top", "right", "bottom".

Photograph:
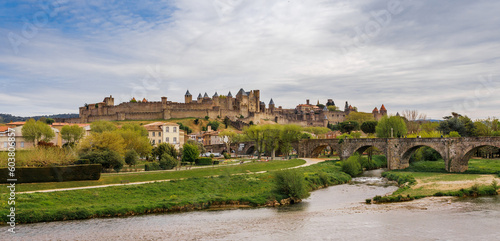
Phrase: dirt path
[
  {"left": 413, "top": 174, "right": 500, "bottom": 191},
  {"left": 19, "top": 158, "right": 327, "bottom": 194}
]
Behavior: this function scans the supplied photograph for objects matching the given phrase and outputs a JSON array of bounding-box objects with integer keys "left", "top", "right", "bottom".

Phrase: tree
[
  {"left": 338, "top": 121, "right": 359, "bottom": 134},
  {"left": 90, "top": 120, "right": 117, "bottom": 133},
  {"left": 186, "top": 139, "right": 206, "bottom": 154},
  {"left": 78, "top": 131, "right": 126, "bottom": 155},
  {"left": 345, "top": 112, "right": 374, "bottom": 124},
  {"left": 302, "top": 127, "right": 331, "bottom": 135},
  {"left": 159, "top": 153, "right": 178, "bottom": 170},
  {"left": 376, "top": 116, "right": 407, "bottom": 138},
  {"left": 279, "top": 124, "right": 302, "bottom": 158},
  {"left": 223, "top": 116, "right": 231, "bottom": 128},
  {"left": 243, "top": 125, "right": 265, "bottom": 159},
  {"left": 360, "top": 121, "right": 378, "bottom": 134},
  {"left": 327, "top": 106, "right": 339, "bottom": 112},
  {"left": 401, "top": 110, "right": 427, "bottom": 134},
  {"left": 45, "top": 118, "right": 55, "bottom": 125},
  {"left": 80, "top": 149, "right": 124, "bottom": 172},
  {"left": 219, "top": 130, "right": 237, "bottom": 155},
  {"left": 21, "top": 118, "right": 55, "bottom": 146},
  {"left": 121, "top": 123, "right": 148, "bottom": 137},
  {"left": 207, "top": 121, "right": 220, "bottom": 131},
  {"left": 262, "top": 125, "right": 282, "bottom": 160},
  {"left": 116, "top": 128, "right": 152, "bottom": 157},
  {"left": 182, "top": 143, "right": 200, "bottom": 164},
  {"left": 152, "top": 143, "right": 179, "bottom": 160},
  {"left": 437, "top": 113, "right": 475, "bottom": 137},
  {"left": 125, "top": 149, "right": 139, "bottom": 167},
  {"left": 61, "top": 125, "right": 85, "bottom": 146}
]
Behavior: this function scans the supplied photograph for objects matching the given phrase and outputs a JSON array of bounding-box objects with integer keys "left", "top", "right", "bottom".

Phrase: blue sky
[{"left": 0, "top": 0, "right": 499, "bottom": 119}]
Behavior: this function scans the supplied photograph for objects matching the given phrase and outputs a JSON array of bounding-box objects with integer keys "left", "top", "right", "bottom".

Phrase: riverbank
[
  {"left": 372, "top": 159, "right": 500, "bottom": 202},
  {"left": 0, "top": 160, "right": 350, "bottom": 224}
]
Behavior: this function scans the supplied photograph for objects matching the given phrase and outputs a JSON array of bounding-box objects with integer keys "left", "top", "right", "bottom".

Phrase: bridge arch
[{"left": 452, "top": 144, "right": 500, "bottom": 172}]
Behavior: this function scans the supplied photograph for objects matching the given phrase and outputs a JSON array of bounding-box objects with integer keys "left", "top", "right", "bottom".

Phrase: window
[
  {"left": 173, "top": 127, "right": 177, "bottom": 132},
  {"left": 152, "top": 132, "right": 155, "bottom": 137},
  {"left": 20, "top": 142, "right": 24, "bottom": 148},
  {"left": 3, "top": 142, "right": 7, "bottom": 148},
  {"left": 173, "top": 137, "right": 177, "bottom": 144},
  {"left": 152, "top": 140, "right": 155, "bottom": 145},
  {"left": 158, "top": 132, "right": 161, "bottom": 137},
  {"left": 159, "top": 140, "right": 162, "bottom": 143},
  {"left": 166, "top": 137, "right": 169, "bottom": 143},
  {"left": 166, "top": 127, "right": 169, "bottom": 132}
]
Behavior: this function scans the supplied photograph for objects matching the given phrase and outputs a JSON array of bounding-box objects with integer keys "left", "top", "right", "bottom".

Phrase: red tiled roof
[
  {"left": 372, "top": 107, "right": 379, "bottom": 112},
  {"left": 380, "top": 104, "right": 386, "bottom": 111},
  {"left": 0, "top": 126, "right": 9, "bottom": 132}
]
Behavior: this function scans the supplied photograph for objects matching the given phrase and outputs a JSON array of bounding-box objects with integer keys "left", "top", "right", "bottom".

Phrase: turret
[
  {"left": 380, "top": 104, "right": 387, "bottom": 115},
  {"left": 185, "top": 90, "right": 192, "bottom": 104},
  {"left": 269, "top": 98, "right": 275, "bottom": 112},
  {"left": 212, "top": 92, "right": 219, "bottom": 106},
  {"left": 197, "top": 93, "right": 203, "bottom": 102}
]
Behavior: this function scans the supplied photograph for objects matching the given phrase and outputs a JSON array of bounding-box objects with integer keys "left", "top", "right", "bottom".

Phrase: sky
[{"left": 0, "top": 0, "right": 499, "bottom": 120}]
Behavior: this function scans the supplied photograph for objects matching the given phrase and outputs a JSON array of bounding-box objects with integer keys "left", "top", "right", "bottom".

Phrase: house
[
  {"left": 144, "top": 122, "right": 184, "bottom": 149},
  {"left": 0, "top": 123, "right": 60, "bottom": 150}
]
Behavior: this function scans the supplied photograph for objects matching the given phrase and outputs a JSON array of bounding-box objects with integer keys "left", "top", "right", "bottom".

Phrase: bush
[
  {"left": 223, "top": 152, "right": 231, "bottom": 159},
  {"left": 144, "top": 162, "right": 161, "bottom": 171},
  {"left": 273, "top": 169, "right": 310, "bottom": 199},
  {"left": 125, "top": 150, "right": 139, "bottom": 167},
  {"left": 159, "top": 153, "right": 178, "bottom": 170},
  {"left": 195, "top": 157, "right": 214, "bottom": 166},
  {"left": 182, "top": 143, "right": 200, "bottom": 164},
  {"left": 79, "top": 150, "right": 125, "bottom": 172},
  {"left": 382, "top": 172, "right": 416, "bottom": 186},
  {"left": 0, "top": 165, "right": 101, "bottom": 183},
  {"left": 341, "top": 155, "right": 363, "bottom": 177},
  {"left": 152, "top": 143, "right": 179, "bottom": 160}
]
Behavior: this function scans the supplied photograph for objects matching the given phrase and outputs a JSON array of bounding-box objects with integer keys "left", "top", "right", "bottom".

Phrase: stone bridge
[
  {"left": 298, "top": 137, "right": 500, "bottom": 172},
  {"left": 204, "top": 142, "right": 256, "bottom": 155}
]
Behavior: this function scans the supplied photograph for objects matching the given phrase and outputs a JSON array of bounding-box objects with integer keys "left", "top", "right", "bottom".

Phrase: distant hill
[{"left": 0, "top": 113, "right": 79, "bottom": 123}]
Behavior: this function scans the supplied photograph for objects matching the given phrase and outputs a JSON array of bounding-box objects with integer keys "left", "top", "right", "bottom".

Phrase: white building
[{"left": 144, "top": 122, "right": 184, "bottom": 149}]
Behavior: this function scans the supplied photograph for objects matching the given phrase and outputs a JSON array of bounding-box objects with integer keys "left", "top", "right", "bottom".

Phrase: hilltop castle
[{"left": 67, "top": 89, "right": 387, "bottom": 127}]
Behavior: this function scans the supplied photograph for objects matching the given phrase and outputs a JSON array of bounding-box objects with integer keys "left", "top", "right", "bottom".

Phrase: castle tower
[
  {"left": 161, "top": 97, "right": 168, "bottom": 105},
  {"left": 185, "top": 90, "right": 192, "bottom": 104},
  {"left": 269, "top": 98, "right": 275, "bottom": 113},
  {"left": 103, "top": 95, "right": 114, "bottom": 106},
  {"left": 372, "top": 107, "right": 379, "bottom": 120},
  {"left": 344, "top": 101, "right": 349, "bottom": 112},
  {"left": 203, "top": 92, "right": 209, "bottom": 99},
  {"left": 380, "top": 104, "right": 387, "bottom": 116},
  {"left": 227, "top": 91, "right": 234, "bottom": 110},
  {"left": 197, "top": 93, "right": 203, "bottom": 102},
  {"left": 212, "top": 92, "right": 219, "bottom": 106}
]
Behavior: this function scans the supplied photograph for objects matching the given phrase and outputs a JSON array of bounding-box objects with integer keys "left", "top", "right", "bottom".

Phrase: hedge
[
  {"left": 195, "top": 157, "right": 216, "bottom": 166},
  {"left": 0, "top": 164, "right": 102, "bottom": 183}
]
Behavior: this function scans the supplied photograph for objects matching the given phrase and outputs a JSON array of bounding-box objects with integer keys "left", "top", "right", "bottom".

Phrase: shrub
[
  {"left": 79, "top": 150, "right": 124, "bottom": 172},
  {"left": 144, "top": 162, "right": 161, "bottom": 171},
  {"left": 341, "top": 154, "right": 363, "bottom": 177},
  {"left": 0, "top": 164, "right": 101, "bottom": 183},
  {"left": 152, "top": 143, "right": 179, "bottom": 160},
  {"left": 159, "top": 153, "right": 178, "bottom": 170},
  {"left": 182, "top": 143, "right": 200, "bottom": 164},
  {"left": 382, "top": 172, "right": 416, "bottom": 186},
  {"left": 223, "top": 152, "right": 231, "bottom": 159},
  {"left": 273, "top": 169, "right": 310, "bottom": 199},
  {"left": 125, "top": 150, "right": 139, "bottom": 167},
  {"left": 195, "top": 157, "right": 213, "bottom": 166},
  {"left": 204, "top": 116, "right": 209, "bottom": 120}
]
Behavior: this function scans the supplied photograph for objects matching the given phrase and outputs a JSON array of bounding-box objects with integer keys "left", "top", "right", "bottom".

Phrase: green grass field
[
  {"left": 0, "top": 159, "right": 305, "bottom": 193},
  {"left": 0, "top": 160, "right": 350, "bottom": 224}
]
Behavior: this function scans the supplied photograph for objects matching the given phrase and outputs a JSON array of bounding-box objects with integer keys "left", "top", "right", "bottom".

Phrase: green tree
[
  {"left": 279, "top": 125, "right": 302, "bottom": 158},
  {"left": 159, "top": 153, "right": 178, "bottom": 170},
  {"left": 375, "top": 116, "right": 407, "bottom": 138},
  {"left": 448, "top": 131, "right": 461, "bottom": 137},
  {"left": 223, "top": 116, "right": 231, "bottom": 128},
  {"left": 45, "top": 118, "right": 55, "bottom": 125},
  {"left": 262, "top": 125, "right": 282, "bottom": 160},
  {"left": 186, "top": 139, "right": 206, "bottom": 154},
  {"left": 302, "top": 127, "right": 331, "bottom": 135},
  {"left": 437, "top": 113, "right": 475, "bottom": 137},
  {"left": 338, "top": 121, "right": 359, "bottom": 134},
  {"left": 327, "top": 106, "right": 338, "bottom": 112},
  {"left": 125, "top": 149, "right": 139, "bottom": 167},
  {"left": 116, "top": 128, "right": 152, "bottom": 157},
  {"left": 273, "top": 169, "right": 309, "bottom": 199},
  {"left": 341, "top": 154, "right": 363, "bottom": 177},
  {"left": 90, "top": 120, "right": 117, "bottom": 133},
  {"left": 360, "top": 121, "right": 378, "bottom": 134},
  {"left": 207, "top": 121, "right": 220, "bottom": 131},
  {"left": 152, "top": 143, "right": 179, "bottom": 160},
  {"left": 420, "top": 121, "right": 439, "bottom": 133},
  {"left": 243, "top": 125, "right": 265, "bottom": 159},
  {"left": 78, "top": 131, "right": 126, "bottom": 155},
  {"left": 61, "top": 125, "right": 85, "bottom": 146},
  {"left": 182, "top": 143, "right": 200, "bottom": 164},
  {"left": 121, "top": 123, "right": 148, "bottom": 137},
  {"left": 21, "top": 118, "right": 55, "bottom": 146}
]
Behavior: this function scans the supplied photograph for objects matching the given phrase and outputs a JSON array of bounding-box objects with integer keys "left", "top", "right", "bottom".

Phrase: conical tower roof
[
  {"left": 204, "top": 92, "right": 209, "bottom": 98},
  {"left": 213, "top": 92, "right": 219, "bottom": 98},
  {"left": 380, "top": 104, "right": 387, "bottom": 111},
  {"left": 197, "top": 93, "right": 202, "bottom": 99},
  {"left": 227, "top": 91, "right": 233, "bottom": 97},
  {"left": 185, "top": 90, "right": 192, "bottom": 96},
  {"left": 269, "top": 98, "right": 275, "bottom": 105}
]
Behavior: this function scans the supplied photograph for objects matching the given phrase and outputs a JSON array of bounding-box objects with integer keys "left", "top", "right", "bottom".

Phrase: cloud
[{"left": 0, "top": 0, "right": 499, "bottom": 119}]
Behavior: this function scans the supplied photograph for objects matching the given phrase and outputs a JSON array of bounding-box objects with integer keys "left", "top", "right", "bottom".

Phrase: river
[{"left": 6, "top": 170, "right": 500, "bottom": 241}]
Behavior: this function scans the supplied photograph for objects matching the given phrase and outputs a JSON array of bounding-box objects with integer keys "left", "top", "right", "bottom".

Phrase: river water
[{"left": 7, "top": 170, "right": 500, "bottom": 241}]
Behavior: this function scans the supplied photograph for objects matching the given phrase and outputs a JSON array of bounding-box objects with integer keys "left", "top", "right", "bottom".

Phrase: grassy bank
[
  {"left": 373, "top": 159, "right": 500, "bottom": 203},
  {"left": 0, "top": 159, "right": 306, "bottom": 193},
  {"left": 0, "top": 160, "right": 350, "bottom": 224}
]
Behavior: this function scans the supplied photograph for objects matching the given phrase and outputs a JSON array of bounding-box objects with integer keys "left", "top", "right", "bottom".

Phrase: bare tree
[{"left": 402, "top": 110, "right": 427, "bottom": 134}]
